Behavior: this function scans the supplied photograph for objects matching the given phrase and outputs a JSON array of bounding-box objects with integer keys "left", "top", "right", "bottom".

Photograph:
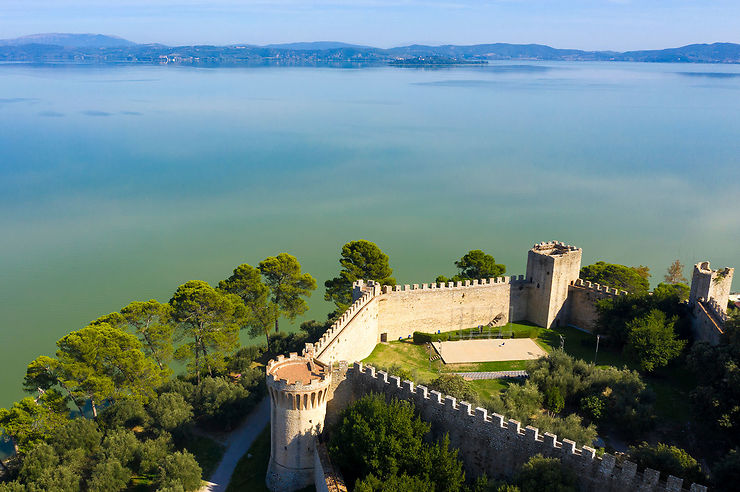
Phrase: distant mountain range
[{"left": 1, "top": 33, "right": 739, "bottom": 65}]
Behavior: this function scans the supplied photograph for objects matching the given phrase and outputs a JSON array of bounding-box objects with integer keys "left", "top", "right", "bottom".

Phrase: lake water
[{"left": 1, "top": 61, "right": 739, "bottom": 412}]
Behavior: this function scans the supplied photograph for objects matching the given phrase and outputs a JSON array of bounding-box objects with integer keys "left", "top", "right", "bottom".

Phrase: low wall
[
  {"left": 348, "top": 362, "right": 707, "bottom": 492},
  {"left": 567, "top": 280, "right": 627, "bottom": 332}
]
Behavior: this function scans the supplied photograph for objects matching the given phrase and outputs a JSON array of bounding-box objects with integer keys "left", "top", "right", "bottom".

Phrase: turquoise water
[{"left": 1, "top": 62, "right": 739, "bottom": 412}]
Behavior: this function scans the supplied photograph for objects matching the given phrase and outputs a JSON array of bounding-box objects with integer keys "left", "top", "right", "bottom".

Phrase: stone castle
[{"left": 265, "top": 241, "right": 735, "bottom": 492}]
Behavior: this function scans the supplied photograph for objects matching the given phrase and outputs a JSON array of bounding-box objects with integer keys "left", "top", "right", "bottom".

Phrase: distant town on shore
[{"left": 2, "top": 33, "right": 740, "bottom": 66}]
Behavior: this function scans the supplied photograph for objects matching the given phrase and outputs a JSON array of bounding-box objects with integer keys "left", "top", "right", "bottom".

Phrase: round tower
[{"left": 265, "top": 352, "right": 332, "bottom": 492}]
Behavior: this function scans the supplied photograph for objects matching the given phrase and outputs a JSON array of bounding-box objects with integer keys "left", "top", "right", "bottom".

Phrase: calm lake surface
[{"left": 1, "top": 61, "right": 739, "bottom": 412}]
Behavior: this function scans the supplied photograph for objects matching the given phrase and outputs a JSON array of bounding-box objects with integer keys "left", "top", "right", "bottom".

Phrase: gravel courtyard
[{"left": 431, "top": 338, "right": 547, "bottom": 363}]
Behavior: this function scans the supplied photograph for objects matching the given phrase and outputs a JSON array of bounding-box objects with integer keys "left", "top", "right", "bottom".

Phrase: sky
[{"left": 1, "top": 0, "right": 739, "bottom": 51}]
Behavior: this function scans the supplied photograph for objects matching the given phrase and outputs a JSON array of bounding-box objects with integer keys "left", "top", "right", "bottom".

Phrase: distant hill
[
  {"left": 263, "top": 41, "right": 373, "bottom": 51},
  {"left": 0, "top": 34, "right": 738, "bottom": 65},
  {"left": 0, "top": 33, "right": 136, "bottom": 48}
]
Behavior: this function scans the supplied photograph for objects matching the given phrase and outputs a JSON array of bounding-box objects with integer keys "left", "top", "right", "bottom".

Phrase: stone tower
[
  {"left": 265, "top": 353, "right": 332, "bottom": 492},
  {"left": 525, "top": 241, "right": 583, "bottom": 329},
  {"left": 689, "top": 261, "right": 734, "bottom": 309}
]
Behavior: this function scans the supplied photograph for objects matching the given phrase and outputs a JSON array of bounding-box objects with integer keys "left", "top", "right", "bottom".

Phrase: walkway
[
  {"left": 454, "top": 370, "right": 528, "bottom": 380},
  {"left": 200, "top": 397, "right": 270, "bottom": 492}
]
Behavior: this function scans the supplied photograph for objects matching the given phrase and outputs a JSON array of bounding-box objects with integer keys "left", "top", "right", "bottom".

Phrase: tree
[
  {"left": 544, "top": 386, "right": 565, "bottom": 414},
  {"left": 625, "top": 310, "right": 686, "bottom": 372},
  {"left": 87, "top": 458, "right": 131, "bottom": 492},
  {"left": 515, "top": 454, "right": 577, "bottom": 492},
  {"left": 0, "top": 398, "right": 67, "bottom": 455},
  {"left": 170, "top": 280, "right": 247, "bottom": 384},
  {"left": 329, "top": 394, "right": 429, "bottom": 484},
  {"left": 324, "top": 240, "right": 395, "bottom": 315},
  {"left": 120, "top": 300, "right": 175, "bottom": 372},
  {"left": 355, "top": 473, "right": 432, "bottom": 492},
  {"left": 665, "top": 259, "right": 687, "bottom": 284},
  {"left": 218, "top": 263, "right": 278, "bottom": 349},
  {"left": 634, "top": 265, "right": 651, "bottom": 280},
  {"left": 147, "top": 393, "right": 193, "bottom": 432},
  {"left": 154, "top": 451, "right": 202, "bottom": 491},
  {"left": 427, "top": 374, "right": 479, "bottom": 405},
  {"left": 259, "top": 253, "right": 316, "bottom": 332},
  {"left": 24, "top": 355, "right": 85, "bottom": 415},
  {"left": 628, "top": 442, "right": 705, "bottom": 484},
  {"left": 438, "top": 250, "right": 506, "bottom": 283},
  {"left": 101, "top": 429, "right": 140, "bottom": 467},
  {"left": 55, "top": 322, "right": 163, "bottom": 416},
  {"left": 580, "top": 261, "right": 650, "bottom": 295}
]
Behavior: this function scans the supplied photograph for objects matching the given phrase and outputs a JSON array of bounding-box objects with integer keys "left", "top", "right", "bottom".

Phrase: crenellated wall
[
  {"left": 567, "top": 279, "right": 628, "bottom": 332},
  {"left": 376, "top": 276, "right": 530, "bottom": 341},
  {"left": 347, "top": 362, "right": 707, "bottom": 492}
]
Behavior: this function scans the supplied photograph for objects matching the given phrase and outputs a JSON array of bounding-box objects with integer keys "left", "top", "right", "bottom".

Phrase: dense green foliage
[
  {"left": 170, "top": 280, "right": 246, "bottom": 384},
  {"left": 427, "top": 374, "right": 479, "bottom": 405},
  {"left": 329, "top": 394, "right": 465, "bottom": 491},
  {"left": 436, "top": 249, "right": 506, "bottom": 284},
  {"left": 258, "top": 253, "right": 317, "bottom": 332},
  {"left": 324, "top": 240, "right": 395, "bottom": 317},
  {"left": 527, "top": 350, "right": 655, "bottom": 438},
  {"left": 628, "top": 442, "right": 705, "bottom": 484},
  {"left": 688, "top": 315, "right": 740, "bottom": 453},
  {"left": 624, "top": 310, "right": 686, "bottom": 372},
  {"left": 595, "top": 283, "right": 690, "bottom": 370},
  {"left": 515, "top": 454, "right": 577, "bottom": 492},
  {"left": 580, "top": 261, "right": 650, "bottom": 295},
  {"left": 1, "top": 251, "right": 318, "bottom": 490}
]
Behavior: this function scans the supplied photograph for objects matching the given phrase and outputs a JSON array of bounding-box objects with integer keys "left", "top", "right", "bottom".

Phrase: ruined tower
[
  {"left": 689, "top": 261, "right": 734, "bottom": 309},
  {"left": 525, "top": 241, "right": 583, "bottom": 328},
  {"left": 265, "top": 353, "right": 332, "bottom": 492}
]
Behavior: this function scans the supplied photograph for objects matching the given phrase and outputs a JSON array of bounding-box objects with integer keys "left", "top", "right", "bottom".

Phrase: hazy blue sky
[{"left": 2, "top": 1, "right": 739, "bottom": 50}]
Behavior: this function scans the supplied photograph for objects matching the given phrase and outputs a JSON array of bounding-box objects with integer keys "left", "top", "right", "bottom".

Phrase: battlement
[
  {"left": 310, "top": 289, "right": 377, "bottom": 360},
  {"left": 701, "top": 298, "right": 728, "bottom": 324},
  {"left": 351, "top": 362, "right": 706, "bottom": 492},
  {"left": 531, "top": 241, "right": 582, "bottom": 255},
  {"left": 571, "top": 278, "right": 628, "bottom": 297},
  {"left": 266, "top": 353, "right": 331, "bottom": 393},
  {"left": 382, "top": 275, "right": 529, "bottom": 293}
]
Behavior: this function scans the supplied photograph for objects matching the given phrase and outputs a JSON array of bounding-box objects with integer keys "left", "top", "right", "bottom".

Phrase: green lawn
[
  {"left": 362, "top": 323, "right": 694, "bottom": 425},
  {"left": 226, "top": 427, "right": 315, "bottom": 492}
]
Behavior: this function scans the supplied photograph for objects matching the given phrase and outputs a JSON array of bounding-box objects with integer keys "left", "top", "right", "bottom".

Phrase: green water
[{"left": 1, "top": 62, "right": 739, "bottom": 411}]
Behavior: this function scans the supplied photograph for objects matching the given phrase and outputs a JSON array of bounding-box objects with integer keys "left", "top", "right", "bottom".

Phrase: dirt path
[{"left": 199, "top": 397, "right": 270, "bottom": 491}]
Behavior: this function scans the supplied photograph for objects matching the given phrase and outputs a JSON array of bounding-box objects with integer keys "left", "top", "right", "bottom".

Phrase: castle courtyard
[{"left": 431, "top": 338, "right": 548, "bottom": 364}]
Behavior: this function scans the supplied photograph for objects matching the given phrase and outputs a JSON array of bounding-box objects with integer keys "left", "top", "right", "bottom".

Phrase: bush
[
  {"left": 413, "top": 331, "right": 449, "bottom": 344},
  {"left": 628, "top": 442, "right": 705, "bottom": 484},
  {"left": 148, "top": 392, "right": 193, "bottom": 432},
  {"left": 428, "top": 374, "right": 479, "bottom": 405},
  {"left": 354, "top": 473, "right": 431, "bottom": 491},
  {"left": 516, "top": 454, "right": 577, "bottom": 492}
]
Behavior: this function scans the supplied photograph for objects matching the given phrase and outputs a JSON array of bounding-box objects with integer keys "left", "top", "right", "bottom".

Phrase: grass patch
[
  {"left": 182, "top": 434, "right": 226, "bottom": 479},
  {"left": 226, "top": 427, "right": 315, "bottom": 492},
  {"left": 469, "top": 379, "right": 511, "bottom": 406}
]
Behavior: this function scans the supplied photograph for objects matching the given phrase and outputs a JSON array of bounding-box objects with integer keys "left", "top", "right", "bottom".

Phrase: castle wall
[
  {"left": 376, "top": 278, "right": 530, "bottom": 341},
  {"left": 692, "top": 301, "right": 725, "bottom": 345},
  {"left": 567, "top": 280, "right": 628, "bottom": 332},
  {"left": 313, "top": 287, "right": 380, "bottom": 365},
  {"left": 347, "top": 363, "right": 706, "bottom": 492}
]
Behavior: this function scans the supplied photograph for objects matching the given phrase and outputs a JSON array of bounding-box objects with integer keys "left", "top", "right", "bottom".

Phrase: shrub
[
  {"left": 413, "top": 331, "right": 449, "bottom": 344},
  {"left": 428, "top": 374, "right": 479, "bottom": 405},
  {"left": 628, "top": 442, "right": 705, "bottom": 484},
  {"left": 516, "top": 454, "right": 577, "bottom": 492}
]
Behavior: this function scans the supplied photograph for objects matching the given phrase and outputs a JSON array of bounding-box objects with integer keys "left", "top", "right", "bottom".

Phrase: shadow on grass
[{"left": 226, "top": 427, "right": 315, "bottom": 492}]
